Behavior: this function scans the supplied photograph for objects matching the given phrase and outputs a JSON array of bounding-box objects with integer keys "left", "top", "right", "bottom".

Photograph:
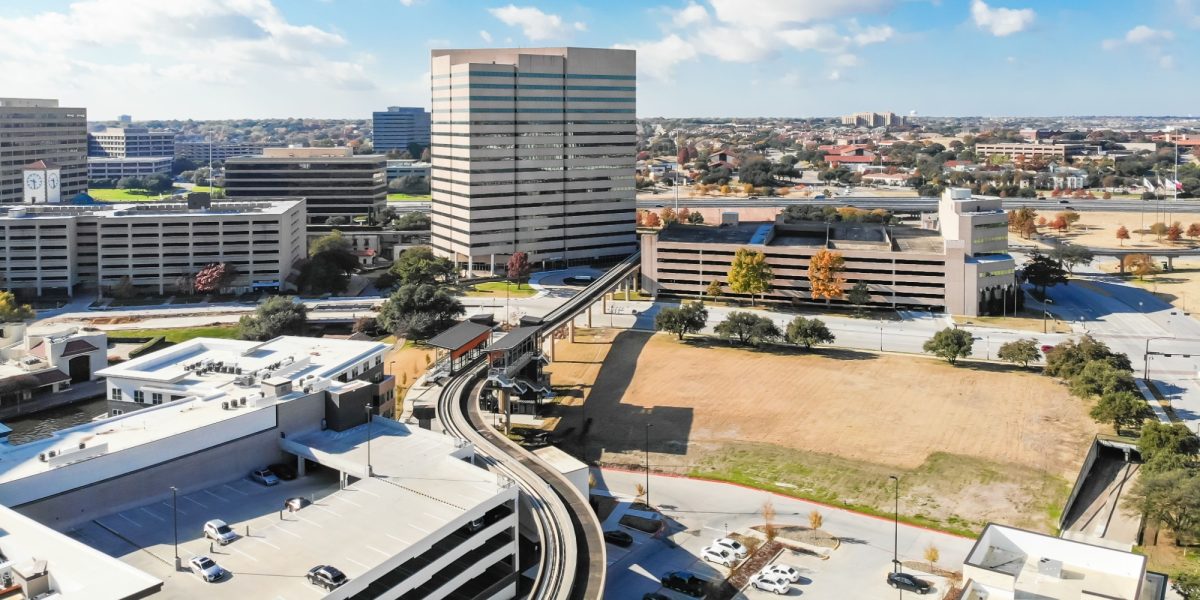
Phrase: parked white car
[
  {"left": 749, "top": 572, "right": 790, "bottom": 595},
  {"left": 203, "top": 519, "right": 237, "bottom": 545},
  {"left": 762, "top": 564, "right": 801, "bottom": 583},
  {"left": 189, "top": 556, "right": 227, "bottom": 583},
  {"left": 700, "top": 545, "right": 736, "bottom": 567},
  {"left": 713, "top": 537, "right": 748, "bottom": 559}
]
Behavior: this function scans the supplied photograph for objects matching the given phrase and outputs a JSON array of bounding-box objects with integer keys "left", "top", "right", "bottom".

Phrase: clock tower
[{"left": 22, "top": 160, "right": 62, "bottom": 204}]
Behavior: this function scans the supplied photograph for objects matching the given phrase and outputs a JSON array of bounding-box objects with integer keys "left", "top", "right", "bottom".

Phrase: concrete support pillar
[
  {"left": 549, "top": 334, "right": 556, "bottom": 362},
  {"left": 296, "top": 455, "right": 306, "bottom": 477},
  {"left": 602, "top": 293, "right": 607, "bottom": 314},
  {"left": 1168, "top": 256, "right": 1174, "bottom": 271},
  {"left": 587, "top": 302, "right": 592, "bottom": 328},
  {"left": 569, "top": 320, "right": 575, "bottom": 343},
  {"left": 499, "top": 389, "right": 511, "bottom": 435},
  {"left": 1119, "top": 259, "right": 1126, "bottom": 275},
  {"left": 625, "top": 276, "right": 631, "bottom": 301},
  {"left": 490, "top": 254, "right": 496, "bottom": 275}
]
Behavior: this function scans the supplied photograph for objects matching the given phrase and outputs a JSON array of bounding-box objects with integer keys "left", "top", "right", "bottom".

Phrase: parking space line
[
  {"left": 251, "top": 536, "right": 281, "bottom": 551},
  {"left": 356, "top": 487, "right": 380, "bottom": 498},
  {"left": 364, "top": 545, "right": 390, "bottom": 557},
  {"left": 386, "top": 533, "right": 409, "bottom": 544},
  {"left": 293, "top": 515, "right": 322, "bottom": 528},
  {"left": 274, "top": 526, "right": 302, "bottom": 539},
  {"left": 345, "top": 557, "right": 371, "bottom": 570},
  {"left": 335, "top": 496, "right": 361, "bottom": 508},
  {"left": 184, "top": 496, "right": 208, "bottom": 509},
  {"left": 310, "top": 504, "right": 342, "bottom": 518},
  {"left": 140, "top": 507, "right": 166, "bottom": 522},
  {"left": 223, "top": 484, "right": 249, "bottom": 496},
  {"left": 117, "top": 513, "right": 142, "bottom": 528},
  {"left": 409, "top": 524, "right": 430, "bottom": 534},
  {"left": 203, "top": 490, "right": 228, "bottom": 503},
  {"left": 228, "top": 545, "right": 259, "bottom": 563},
  {"left": 162, "top": 502, "right": 188, "bottom": 516}
]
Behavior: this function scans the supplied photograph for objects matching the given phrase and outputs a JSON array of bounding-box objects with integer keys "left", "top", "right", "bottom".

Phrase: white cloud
[
  {"left": 1102, "top": 25, "right": 1174, "bottom": 50},
  {"left": 614, "top": 33, "right": 696, "bottom": 81},
  {"left": 480, "top": 29, "right": 493, "bottom": 43},
  {"left": 1125, "top": 25, "right": 1174, "bottom": 44},
  {"left": 709, "top": 0, "right": 893, "bottom": 27},
  {"left": 852, "top": 24, "right": 894, "bottom": 45},
  {"left": 622, "top": 1, "right": 899, "bottom": 81},
  {"left": 970, "top": 0, "right": 1035, "bottom": 37},
  {"left": 828, "top": 70, "right": 842, "bottom": 81},
  {"left": 1159, "top": 54, "right": 1176, "bottom": 69},
  {"left": 488, "top": 4, "right": 586, "bottom": 41},
  {"left": 833, "top": 53, "right": 861, "bottom": 67},
  {"left": 673, "top": 2, "right": 708, "bottom": 27}
]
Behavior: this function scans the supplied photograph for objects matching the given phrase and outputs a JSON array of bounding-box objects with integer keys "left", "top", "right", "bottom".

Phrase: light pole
[
  {"left": 1042, "top": 298, "right": 1054, "bottom": 334},
  {"left": 1143, "top": 336, "right": 1174, "bottom": 381},
  {"left": 365, "top": 403, "right": 374, "bottom": 477},
  {"left": 170, "top": 486, "right": 179, "bottom": 570},
  {"left": 888, "top": 475, "right": 899, "bottom": 574},
  {"left": 644, "top": 423, "right": 653, "bottom": 508}
]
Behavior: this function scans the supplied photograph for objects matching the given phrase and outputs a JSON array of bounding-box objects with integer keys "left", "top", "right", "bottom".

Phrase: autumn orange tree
[
  {"left": 1115, "top": 225, "right": 1130, "bottom": 246},
  {"left": 807, "top": 249, "right": 846, "bottom": 302},
  {"left": 1123, "top": 254, "right": 1158, "bottom": 280},
  {"left": 1168, "top": 222, "right": 1183, "bottom": 243},
  {"left": 1188, "top": 223, "right": 1200, "bottom": 241}
]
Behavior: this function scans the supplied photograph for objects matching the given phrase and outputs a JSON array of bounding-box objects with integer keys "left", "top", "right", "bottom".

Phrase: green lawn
[
  {"left": 466, "top": 281, "right": 537, "bottom": 298},
  {"left": 189, "top": 186, "right": 224, "bottom": 195},
  {"left": 387, "top": 193, "right": 432, "bottom": 202},
  {"left": 87, "top": 188, "right": 176, "bottom": 202},
  {"left": 108, "top": 325, "right": 240, "bottom": 343}
]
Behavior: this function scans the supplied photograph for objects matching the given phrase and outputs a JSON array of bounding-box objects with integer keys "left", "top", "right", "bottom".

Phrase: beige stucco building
[
  {"left": 640, "top": 188, "right": 1018, "bottom": 317},
  {"left": 0, "top": 194, "right": 305, "bottom": 297},
  {"left": 429, "top": 47, "right": 637, "bottom": 271}
]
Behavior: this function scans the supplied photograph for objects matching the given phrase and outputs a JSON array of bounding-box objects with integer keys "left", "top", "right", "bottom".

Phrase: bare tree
[
  {"left": 762, "top": 499, "right": 778, "bottom": 543},
  {"left": 808, "top": 509, "right": 823, "bottom": 531}
]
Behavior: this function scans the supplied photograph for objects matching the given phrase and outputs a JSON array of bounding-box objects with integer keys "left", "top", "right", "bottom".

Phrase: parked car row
[{"left": 187, "top": 464, "right": 346, "bottom": 591}]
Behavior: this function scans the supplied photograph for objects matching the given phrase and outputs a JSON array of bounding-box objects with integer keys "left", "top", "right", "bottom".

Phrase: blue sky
[{"left": 1, "top": 0, "right": 1196, "bottom": 120}]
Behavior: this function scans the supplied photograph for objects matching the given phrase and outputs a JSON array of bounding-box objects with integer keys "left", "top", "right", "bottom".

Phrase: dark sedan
[
  {"left": 604, "top": 530, "right": 633, "bottom": 547},
  {"left": 887, "top": 572, "right": 931, "bottom": 594}
]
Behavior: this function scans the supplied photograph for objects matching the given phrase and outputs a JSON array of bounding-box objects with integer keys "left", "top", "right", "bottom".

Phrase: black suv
[
  {"left": 604, "top": 530, "right": 633, "bottom": 547},
  {"left": 307, "top": 565, "right": 348, "bottom": 590},
  {"left": 887, "top": 572, "right": 931, "bottom": 594},
  {"left": 661, "top": 571, "right": 708, "bottom": 597}
]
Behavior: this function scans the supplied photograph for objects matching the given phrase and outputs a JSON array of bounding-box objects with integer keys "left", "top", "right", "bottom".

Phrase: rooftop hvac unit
[
  {"left": 221, "top": 401, "right": 229, "bottom": 410},
  {"left": 240, "top": 397, "right": 247, "bottom": 407},
  {"left": 78, "top": 442, "right": 86, "bottom": 450},
  {"left": 47, "top": 450, "right": 56, "bottom": 458},
  {"left": 38, "top": 452, "right": 46, "bottom": 462}
]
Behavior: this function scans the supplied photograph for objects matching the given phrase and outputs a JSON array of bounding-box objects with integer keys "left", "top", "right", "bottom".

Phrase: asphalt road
[{"left": 595, "top": 468, "right": 974, "bottom": 600}]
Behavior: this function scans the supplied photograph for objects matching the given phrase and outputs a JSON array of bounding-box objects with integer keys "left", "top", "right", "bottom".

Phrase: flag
[
  {"left": 1173, "top": 179, "right": 1184, "bottom": 192},
  {"left": 1144, "top": 177, "right": 1155, "bottom": 190}
]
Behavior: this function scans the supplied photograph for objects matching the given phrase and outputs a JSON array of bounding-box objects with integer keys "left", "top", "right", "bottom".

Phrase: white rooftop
[
  {"left": 70, "top": 420, "right": 514, "bottom": 599},
  {"left": 0, "top": 504, "right": 162, "bottom": 599}
]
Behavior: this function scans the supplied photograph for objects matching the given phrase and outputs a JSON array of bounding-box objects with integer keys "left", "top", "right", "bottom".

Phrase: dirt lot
[
  {"left": 1023, "top": 209, "right": 1200, "bottom": 250},
  {"left": 1098, "top": 257, "right": 1200, "bottom": 312},
  {"left": 547, "top": 330, "right": 1099, "bottom": 533},
  {"left": 384, "top": 340, "right": 436, "bottom": 391}
]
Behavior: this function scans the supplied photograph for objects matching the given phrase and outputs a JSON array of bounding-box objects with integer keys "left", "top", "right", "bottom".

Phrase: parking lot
[
  {"left": 68, "top": 468, "right": 353, "bottom": 599},
  {"left": 598, "top": 469, "right": 969, "bottom": 599}
]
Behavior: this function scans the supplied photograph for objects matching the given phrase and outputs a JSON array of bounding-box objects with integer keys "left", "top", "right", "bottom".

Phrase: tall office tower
[
  {"left": 429, "top": 47, "right": 637, "bottom": 271},
  {"left": 224, "top": 147, "right": 387, "bottom": 225},
  {"left": 0, "top": 98, "right": 87, "bottom": 204},
  {"left": 88, "top": 126, "right": 177, "bottom": 158},
  {"left": 372, "top": 106, "right": 432, "bottom": 152}
]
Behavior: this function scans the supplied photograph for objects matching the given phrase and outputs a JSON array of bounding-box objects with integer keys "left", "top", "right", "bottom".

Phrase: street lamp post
[
  {"left": 1041, "top": 298, "right": 1054, "bottom": 334},
  {"left": 170, "top": 486, "right": 179, "bottom": 570},
  {"left": 644, "top": 423, "right": 653, "bottom": 508},
  {"left": 365, "top": 403, "right": 374, "bottom": 477},
  {"left": 888, "top": 475, "right": 899, "bottom": 574}
]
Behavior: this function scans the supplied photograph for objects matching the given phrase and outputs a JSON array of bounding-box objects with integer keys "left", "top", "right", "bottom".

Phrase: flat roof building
[
  {"left": 224, "top": 147, "right": 387, "bottom": 225},
  {"left": 87, "top": 126, "right": 176, "bottom": 159},
  {"left": 0, "top": 194, "right": 306, "bottom": 297},
  {"left": 641, "top": 188, "right": 1018, "bottom": 316},
  {"left": 372, "top": 106, "right": 431, "bottom": 152},
  {"left": 962, "top": 523, "right": 1167, "bottom": 600},
  {"left": 386, "top": 158, "right": 431, "bottom": 182},
  {"left": 975, "top": 142, "right": 1081, "bottom": 160},
  {"left": 0, "top": 98, "right": 87, "bottom": 204},
  {"left": 0, "top": 335, "right": 520, "bottom": 599},
  {"left": 174, "top": 140, "right": 272, "bottom": 162},
  {"left": 430, "top": 47, "right": 638, "bottom": 271},
  {"left": 87, "top": 156, "right": 173, "bottom": 179}
]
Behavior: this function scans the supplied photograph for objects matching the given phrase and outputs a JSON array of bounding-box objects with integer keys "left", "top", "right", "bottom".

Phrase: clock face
[
  {"left": 48, "top": 174, "right": 58, "bottom": 189},
  {"left": 25, "top": 173, "right": 42, "bottom": 190}
]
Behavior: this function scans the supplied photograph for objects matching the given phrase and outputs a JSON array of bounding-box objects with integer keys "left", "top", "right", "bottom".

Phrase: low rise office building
[
  {"left": 640, "top": 188, "right": 1018, "bottom": 316},
  {"left": 962, "top": 523, "right": 1167, "bottom": 599},
  {"left": 0, "top": 192, "right": 305, "bottom": 297},
  {"left": 87, "top": 126, "right": 176, "bottom": 158},
  {"left": 86, "top": 156, "right": 173, "bottom": 180},
  {"left": 225, "top": 147, "right": 387, "bottom": 225},
  {"left": 0, "top": 335, "right": 520, "bottom": 599},
  {"left": 386, "top": 158, "right": 431, "bottom": 182},
  {"left": 372, "top": 106, "right": 431, "bottom": 152},
  {"left": 174, "top": 140, "right": 271, "bottom": 162}
]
